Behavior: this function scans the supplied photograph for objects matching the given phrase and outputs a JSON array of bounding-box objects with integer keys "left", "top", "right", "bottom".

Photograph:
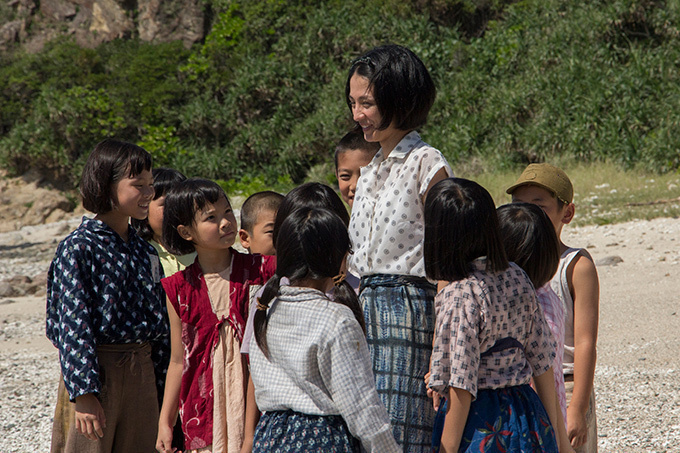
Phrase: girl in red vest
[{"left": 156, "top": 178, "right": 275, "bottom": 453}]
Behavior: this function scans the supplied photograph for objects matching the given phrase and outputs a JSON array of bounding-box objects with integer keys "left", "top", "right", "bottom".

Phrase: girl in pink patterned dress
[
  {"left": 155, "top": 178, "right": 275, "bottom": 453},
  {"left": 497, "top": 202, "right": 571, "bottom": 447},
  {"left": 424, "top": 178, "right": 570, "bottom": 453}
]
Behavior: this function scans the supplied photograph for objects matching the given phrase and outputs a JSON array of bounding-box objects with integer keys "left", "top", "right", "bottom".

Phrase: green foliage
[{"left": 1, "top": 0, "right": 680, "bottom": 189}]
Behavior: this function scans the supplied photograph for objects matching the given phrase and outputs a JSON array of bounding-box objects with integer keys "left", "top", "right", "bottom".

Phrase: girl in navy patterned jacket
[{"left": 46, "top": 139, "right": 169, "bottom": 453}]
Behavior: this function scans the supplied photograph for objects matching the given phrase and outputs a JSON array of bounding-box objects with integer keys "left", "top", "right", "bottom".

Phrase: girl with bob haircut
[
  {"left": 46, "top": 139, "right": 168, "bottom": 452},
  {"left": 249, "top": 207, "right": 399, "bottom": 452},
  {"left": 424, "top": 177, "right": 563, "bottom": 453},
  {"left": 498, "top": 202, "right": 573, "bottom": 451},
  {"left": 157, "top": 178, "right": 275, "bottom": 452},
  {"left": 345, "top": 43, "right": 452, "bottom": 451}
]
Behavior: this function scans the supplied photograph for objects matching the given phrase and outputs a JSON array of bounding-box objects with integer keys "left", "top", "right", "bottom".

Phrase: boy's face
[
  {"left": 511, "top": 184, "right": 570, "bottom": 235},
  {"left": 336, "top": 149, "right": 374, "bottom": 207},
  {"left": 240, "top": 208, "right": 277, "bottom": 255}
]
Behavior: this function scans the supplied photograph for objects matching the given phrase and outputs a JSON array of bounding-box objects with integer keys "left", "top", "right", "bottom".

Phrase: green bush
[{"left": 1, "top": 0, "right": 680, "bottom": 191}]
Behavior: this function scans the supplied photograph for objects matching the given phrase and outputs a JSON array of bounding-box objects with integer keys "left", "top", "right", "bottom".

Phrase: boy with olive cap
[{"left": 507, "top": 163, "right": 599, "bottom": 453}]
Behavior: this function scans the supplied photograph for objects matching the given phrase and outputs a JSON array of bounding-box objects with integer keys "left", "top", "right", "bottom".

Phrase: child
[
  {"left": 240, "top": 182, "right": 351, "bottom": 451},
  {"left": 334, "top": 129, "right": 380, "bottom": 207},
  {"left": 131, "top": 167, "right": 196, "bottom": 278},
  {"left": 249, "top": 207, "right": 399, "bottom": 452},
  {"left": 46, "top": 139, "right": 168, "bottom": 452},
  {"left": 156, "top": 178, "right": 275, "bottom": 453},
  {"left": 424, "top": 177, "right": 561, "bottom": 453},
  {"left": 345, "top": 44, "right": 452, "bottom": 451},
  {"left": 497, "top": 202, "right": 572, "bottom": 451},
  {"left": 238, "top": 190, "right": 284, "bottom": 255},
  {"left": 507, "top": 163, "right": 600, "bottom": 452}
]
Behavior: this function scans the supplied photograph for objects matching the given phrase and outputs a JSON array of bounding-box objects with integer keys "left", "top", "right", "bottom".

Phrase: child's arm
[
  {"left": 240, "top": 374, "right": 259, "bottom": 453},
  {"left": 567, "top": 252, "right": 599, "bottom": 448},
  {"left": 439, "top": 387, "right": 471, "bottom": 453},
  {"left": 534, "top": 369, "right": 573, "bottom": 453},
  {"left": 156, "top": 297, "right": 183, "bottom": 453}
]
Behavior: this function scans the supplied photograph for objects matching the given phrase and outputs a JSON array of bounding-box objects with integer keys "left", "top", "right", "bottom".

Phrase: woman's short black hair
[
  {"left": 273, "top": 182, "right": 349, "bottom": 246},
  {"left": 424, "top": 178, "right": 508, "bottom": 281},
  {"left": 345, "top": 44, "right": 436, "bottom": 132},
  {"left": 254, "top": 207, "right": 364, "bottom": 357},
  {"left": 497, "top": 202, "right": 560, "bottom": 288},
  {"left": 163, "top": 178, "right": 230, "bottom": 255},
  {"left": 131, "top": 167, "right": 187, "bottom": 241},
  {"left": 80, "top": 139, "right": 152, "bottom": 214}
]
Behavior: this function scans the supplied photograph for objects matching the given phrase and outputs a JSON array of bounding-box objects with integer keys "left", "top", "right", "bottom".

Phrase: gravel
[{"left": 1, "top": 215, "right": 680, "bottom": 452}]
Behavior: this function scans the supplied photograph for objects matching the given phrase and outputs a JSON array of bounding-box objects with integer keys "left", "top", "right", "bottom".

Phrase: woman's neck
[
  {"left": 94, "top": 212, "right": 130, "bottom": 242},
  {"left": 197, "top": 247, "right": 232, "bottom": 274},
  {"left": 380, "top": 129, "right": 410, "bottom": 158}
]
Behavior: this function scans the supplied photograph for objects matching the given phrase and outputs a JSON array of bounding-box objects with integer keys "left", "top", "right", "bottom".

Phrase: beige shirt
[{"left": 203, "top": 266, "right": 247, "bottom": 453}]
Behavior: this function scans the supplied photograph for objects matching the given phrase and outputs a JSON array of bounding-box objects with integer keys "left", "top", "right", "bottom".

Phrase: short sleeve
[
  {"left": 429, "top": 281, "right": 482, "bottom": 399},
  {"left": 524, "top": 299, "right": 557, "bottom": 376},
  {"left": 417, "top": 149, "right": 453, "bottom": 198}
]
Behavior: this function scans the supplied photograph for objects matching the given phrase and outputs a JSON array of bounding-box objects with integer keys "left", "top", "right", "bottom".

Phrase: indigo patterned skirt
[
  {"left": 253, "top": 410, "right": 361, "bottom": 453},
  {"left": 360, "top": 274, "right": 436, "bottom": 452},
  {"left": 432, "top": 385, "right": 557, "bottom": 453}
]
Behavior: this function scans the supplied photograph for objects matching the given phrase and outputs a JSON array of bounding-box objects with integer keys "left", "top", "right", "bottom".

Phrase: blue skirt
[
  {"left": 253, "top": 410, "right": 361, "bottom": 453},
  {"left": 360, "top": 274, "right": 437, "bottom": 452},
  {"left": 432, "top": 385, "right": 557, "bottom": 453}
]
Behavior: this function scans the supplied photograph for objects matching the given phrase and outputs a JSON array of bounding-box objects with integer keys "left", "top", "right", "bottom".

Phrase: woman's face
[{"left": 348, "top": 73, "right": 401, "bottom": 147}]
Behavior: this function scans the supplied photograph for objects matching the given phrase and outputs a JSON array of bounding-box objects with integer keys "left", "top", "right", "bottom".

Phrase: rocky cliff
[{"left": 0, "top": 0, "right": 205, "bottom": 53}]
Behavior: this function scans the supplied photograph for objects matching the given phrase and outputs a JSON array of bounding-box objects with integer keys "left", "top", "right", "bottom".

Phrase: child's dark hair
[
  {"left": 163, "top": 178, "right": 230, "bottom": 255},
  {"left": 424, "top": 178, "right": 508, "bottom": 281},
  {"left": 131, "top": 167, "right": 187, "bottom": 241},
  {"left": 254, "top": 207, "right": 364, "bottom": 358},
  {"left": 240, "top": 191, "right": 284, "bottom": 234},
  {"left": 80, "top": 138, "right": 152, "bottom": 214},
  {"left": 497, "top": 203, "right": 560, "bottom": 288},
  {"left": 345, "top": 44, "right": 436, "bottom": 132},
  {"left": 334, "top": 129, "right": 380, "bottom": 169},
  {"left": 273, "top": 182, "right": 349, "bottom": 246}
]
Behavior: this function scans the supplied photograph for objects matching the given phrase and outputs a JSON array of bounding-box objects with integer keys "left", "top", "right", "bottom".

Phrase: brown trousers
[{"left": 50, "top": 343, "right": 159, "bottom": 453}]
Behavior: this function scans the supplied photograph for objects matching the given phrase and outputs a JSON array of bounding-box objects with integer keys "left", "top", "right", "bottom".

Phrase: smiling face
[
  {"left": 180, "top": 195, "right": 237, "bottom": 252},
  {"left": 335, "top": 148, "right": 375, "bottom": 207},
  {"left": 147, "top": 195, "right": 165, "bottom": 242},
  {"left": 112, "top": 169, "right": 154, "bottom": 221},
  {"left": 348, "top": 74, "right": 404, "bottom": 154}
]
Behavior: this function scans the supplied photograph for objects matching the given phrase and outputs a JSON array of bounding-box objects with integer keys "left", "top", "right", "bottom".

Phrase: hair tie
[
  {"left": 333, "top": 271, "right": 346, "bottom": 287},
  {"left": 256, "top": 298, "right": 268, "bottom": 311}
]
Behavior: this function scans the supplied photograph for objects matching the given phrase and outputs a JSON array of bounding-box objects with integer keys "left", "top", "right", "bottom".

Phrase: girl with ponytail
[{"left": 248, "top": 207, "right": 398, "bottom": 453}]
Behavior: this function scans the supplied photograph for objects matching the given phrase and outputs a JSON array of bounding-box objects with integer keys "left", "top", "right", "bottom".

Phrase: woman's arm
[
  {"left": 156, "top": 297, "right": 183, "bottom": 453},
  {"left": 439, "top": 387, "right": 471, "bottom": 453}
]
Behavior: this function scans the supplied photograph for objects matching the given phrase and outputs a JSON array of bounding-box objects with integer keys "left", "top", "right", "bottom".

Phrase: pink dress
[{"left": 536, "top": 283, "right": 567, "bottom": 425}]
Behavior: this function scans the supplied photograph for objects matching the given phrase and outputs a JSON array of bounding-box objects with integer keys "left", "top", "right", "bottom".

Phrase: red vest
[{"left": 162, "top": 249, "right": 275, "bottom": 448}]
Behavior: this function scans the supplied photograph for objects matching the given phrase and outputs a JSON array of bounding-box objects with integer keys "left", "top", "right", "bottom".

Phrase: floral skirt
[
  {"left": 253, "top": 410, "right": 361, "bottom": 453},
  {"left": 432, "top": 385, "right": 557, "bottom": 453}
]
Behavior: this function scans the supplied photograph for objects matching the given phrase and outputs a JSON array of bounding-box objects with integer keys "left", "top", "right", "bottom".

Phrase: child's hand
[
  {"left": 423, "top": 371, "right": 441, "bottom": 410},
  {"left": 156, "top": 423, "right": 176, "bottom": 453},
  {"left": 74, "top": 393, "right": 106, "bottom": 440},
  {"left": 566, "top": 406, "right": 588, "bottom": 448}
]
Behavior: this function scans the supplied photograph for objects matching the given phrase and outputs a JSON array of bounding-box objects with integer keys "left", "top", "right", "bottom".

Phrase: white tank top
[{"left": 550, "top": 247, "right": 581, "bottom": 375}]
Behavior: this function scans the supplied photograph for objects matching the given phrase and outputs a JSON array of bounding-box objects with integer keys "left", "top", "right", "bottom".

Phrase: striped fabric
[{"left": 359, "top": 274, "right": 437, "bottom": 452}]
